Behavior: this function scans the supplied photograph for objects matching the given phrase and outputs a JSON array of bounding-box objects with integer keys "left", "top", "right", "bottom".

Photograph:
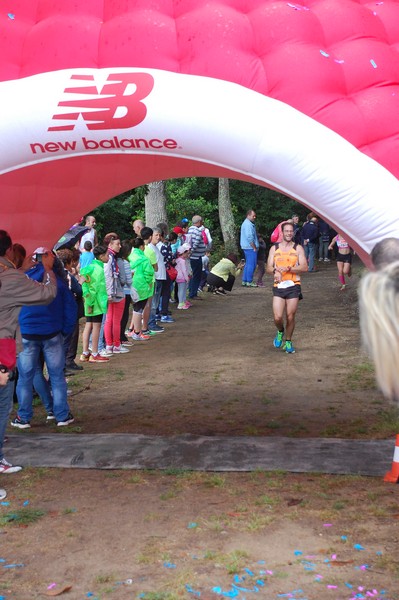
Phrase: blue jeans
[
  {"left": 242, "top": 249, "right": 257, "bottom": 283},
  {"left": 189, "top": 258, "right": 202, "bottom": 298},
  {"left": 304, "top": 242, "right": 316, "bottom": 271},
  {"left": 16, "top": 334, "right": 71, "bottom": 423},
  {"left": 0, "top": 379, "right": 15, "bottom": 460},
  {"left": 148, "top": 281, "right": 163, "bottom": 329},
  {"left": 97, "top": 313, "right": 107, "bottom": 352},
  {"left": 33, "top": 367, "right": 53, "bottom": 415}
]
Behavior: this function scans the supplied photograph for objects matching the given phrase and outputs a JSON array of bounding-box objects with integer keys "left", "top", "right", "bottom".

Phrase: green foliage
[{"left": 89, "top": 177, "right": 309, "bottom": 249}]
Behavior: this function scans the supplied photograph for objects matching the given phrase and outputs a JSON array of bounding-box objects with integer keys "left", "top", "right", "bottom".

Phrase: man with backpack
[{"left": 187, "top": 215, "right": 207, "bottom": 300}]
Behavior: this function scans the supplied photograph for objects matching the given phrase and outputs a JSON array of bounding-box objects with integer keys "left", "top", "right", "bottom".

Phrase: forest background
[{"left": 90, "top": 178, "right": 317, "bottom": 255}]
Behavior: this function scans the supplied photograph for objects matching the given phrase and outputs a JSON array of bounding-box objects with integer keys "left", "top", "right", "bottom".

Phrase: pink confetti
[
  {"left": 331, "top": 554, "right": 337, "bottom": 560},
  {"left": 327, "top": 585, "right": 338, "bottom": 589},
  {"left": 47, "top": 583, "right": 57, "bottom": 590},
  {"left": 323, "top": 523, "right": 332, "bottom": 527}
]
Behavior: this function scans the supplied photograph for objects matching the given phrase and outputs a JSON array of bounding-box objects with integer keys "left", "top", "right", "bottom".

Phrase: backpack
[{"left": 201, "top": 229, "right": 209, "bottom": 246}]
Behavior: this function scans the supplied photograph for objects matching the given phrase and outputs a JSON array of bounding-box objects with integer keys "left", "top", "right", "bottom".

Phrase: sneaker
[
  {"left": 121, "top": 341, "right": 134, "bottom": 347},
  {"left": 273, "top": 330, "right": 284, "bottom": 349},
  {"left": 0, "top": 489, "right": 6, "bottom": 500},
  {"left": 57, "top": 412, "right": 75, "bottom": 427},
  {"left": 0, "top": 458, "right": 22, "bottom": 474},
  {"left": 105, "top": 345, "right": 114, "bottom": 354},
  {"left": 132, "top": 332, "right": 150, "bottom": 341},
  {"left": 340, "top": 284, "right": 346, "bottom": 291},
  {"left": 46, "top": 412, "right": 56, "bottom": 421},
  {"left": 241, "top": 282, "right": 248, "bottom": 287},
  {"left": 184, "top": 301, "right": 193, "bottom": 307},
  {"left": 112, "top": 345, "right": 130, "bottom": 353},
  {"left": 283, "top": 340, "right": 296, "bottom": 354},
  {"left": 160, "top": 315, "right": 175, "bottom": 323},
  {"left": 141, "top": 329, "right": 157, "bottom": 337},
  {"left": 247, "top": 282, "right": 258, "bottom": 287},
  {"left": 99, "top": 349, "right": 113, "bottom": 357},
  {"left": 177, "top": 303, "right": 189, "bottom": 310},
  {"left": 149, "top": 325, "right": 164, "bottom": 333},
  {"left": 215, "top": 289, "right": 226, "bottom": 295},
  {"left": 256, "top": 282, "right": 265, "bottom": 288},
  {"left": 319, "top": 257, "right": 323, "bottom": 262},
  {"left": 125, "top": 328, "right": 133, "bottom": 336},
  {"left": 169, "top": 298, "right": 176, "bottom": 303},
  {"left": 65, "top": 362, "right": 83, "bottom": 371},
  {"left": 10, "top": 416, "right": 31, "bottom": 429},
  {"left": 89, "top": 354, "right": 110, "bottom": 362},
  {"left": 324, "top": 258, "right": 330, "bottom": 262},
  {"left": 79, "top": 353, "right": 90, "bottom": 362}
]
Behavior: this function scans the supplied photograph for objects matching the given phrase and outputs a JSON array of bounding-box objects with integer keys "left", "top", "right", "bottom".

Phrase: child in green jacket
[
  {"left": 79, "top": 245, "right": 109, "bottom": 363},
  {"left": 127, "top": 238, "right": 154, "bottom": 341}
]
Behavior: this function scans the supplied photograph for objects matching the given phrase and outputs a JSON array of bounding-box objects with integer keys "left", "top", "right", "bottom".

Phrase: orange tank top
[{"left": 273, "top": 244, "right": 301, "bottom": 287}]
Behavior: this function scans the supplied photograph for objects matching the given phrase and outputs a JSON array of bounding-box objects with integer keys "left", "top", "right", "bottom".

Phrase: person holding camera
[
  {"left": 206, "top": 253, "right": 245, "bottom": 295},
  {"left": 0, "top": 231, "right": 57, "bottom": 476}
]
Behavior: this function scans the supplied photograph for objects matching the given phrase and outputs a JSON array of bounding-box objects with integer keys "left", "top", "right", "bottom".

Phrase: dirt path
[
  {"left": 3, "top": 257, "right": 399, "bottom": 600},
  {"left": 28, "top": 255, "right": 392, "bottom": 440}
]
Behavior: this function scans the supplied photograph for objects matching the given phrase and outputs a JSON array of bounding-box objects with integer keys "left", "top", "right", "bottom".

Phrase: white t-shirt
[
  {"left": 149, "top": 242, "right": 166, "bottom": 280},
  {"left": 79, "top": 229, "right": 96, "bottom": 251}
]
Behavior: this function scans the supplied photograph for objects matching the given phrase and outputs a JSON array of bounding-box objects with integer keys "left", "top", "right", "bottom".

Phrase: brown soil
[{"left": 3, "top": 258, "right": 399, "bottom": 599}]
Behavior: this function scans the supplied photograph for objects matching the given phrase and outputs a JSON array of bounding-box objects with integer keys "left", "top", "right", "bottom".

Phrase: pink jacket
[{"left": 176, "top": 256, "right": 189, "bottom": 283}]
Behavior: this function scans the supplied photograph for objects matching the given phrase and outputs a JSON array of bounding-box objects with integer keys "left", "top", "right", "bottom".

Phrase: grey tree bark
[
  {"left": 145, "top": 181, "right": 168, "bottom": 228},
  {"left": 218, "top": 178, "right": 238, "bottom": 254}
]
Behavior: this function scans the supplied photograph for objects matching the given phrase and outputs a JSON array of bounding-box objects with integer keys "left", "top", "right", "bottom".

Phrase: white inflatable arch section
[{"left": 2, "top": 67, "right": 399, "bottom": 262}]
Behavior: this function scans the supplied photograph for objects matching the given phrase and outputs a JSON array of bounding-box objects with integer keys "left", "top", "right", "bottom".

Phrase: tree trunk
[
  {"left": 145, "top": 181, "right": 168, "bottom": 228},
  {"left": 218, "top": 178, "right": 238, "bottom": 254}
]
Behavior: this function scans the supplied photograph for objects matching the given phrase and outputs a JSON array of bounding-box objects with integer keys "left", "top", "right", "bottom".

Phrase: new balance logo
[{"left": 48, "top": 73, "right": 154, "bottom": 132}]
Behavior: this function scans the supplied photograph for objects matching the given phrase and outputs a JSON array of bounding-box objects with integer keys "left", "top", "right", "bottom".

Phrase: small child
[
  {"left": 79, "top": 245, "right": 110, "bottom": 363},
  {"left": 199, "top": 250, "right": 211, "bottom": 291},
  {"left": 176, "top": 244, "right": 191, "bottom": 309}
]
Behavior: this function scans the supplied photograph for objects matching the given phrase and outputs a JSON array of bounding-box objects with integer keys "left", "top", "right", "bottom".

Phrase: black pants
[
  {"left": 120, "top": 294, "right": 132, "bottom": 341},
  {"left": 160, "top": 276, "right": 172, "bottom": 316},
  {"left": 207, "top": 272, "right": 235, "bottom": 292}
]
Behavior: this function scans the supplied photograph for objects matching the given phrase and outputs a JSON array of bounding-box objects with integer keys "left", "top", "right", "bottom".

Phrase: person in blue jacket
[
  {"left": 11, "top": 251, "right": 77, "bottom": 428},
  {"left": 300, "top": 214, "right": 319, "bottom": 272},
  {"left": 240, "top": 209, "right": 259, "bottom": 287}
]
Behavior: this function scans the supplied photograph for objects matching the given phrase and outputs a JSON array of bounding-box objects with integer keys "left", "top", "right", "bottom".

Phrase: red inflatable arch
[{"left": 1, "top": 0, "right": 399, "bottom": 260}]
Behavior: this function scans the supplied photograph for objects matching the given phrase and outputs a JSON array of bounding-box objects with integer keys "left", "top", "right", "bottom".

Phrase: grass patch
[
  {"left": 346, "top": 362, "right": 376, "bottom": 390},
  {"left": 0, "top": 507, "right": 45, "bottom": 526}
]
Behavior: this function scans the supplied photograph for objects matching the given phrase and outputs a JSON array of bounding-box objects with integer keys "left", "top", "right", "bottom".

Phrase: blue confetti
[
  {"left": 7, "top": 13, "right": 15, "bottom": 19},
  {"left": 185, "top": 584, "right": 201, "bottom": 597},
  {"left": 354, "top": 543, "right": 365, "bottom": 551},
  {"left": 341, "top": 535, "right": 348, "bottom": 541},
  {"left": 244, "top": 568, "right": 254, "bottom": 576},
  {"left": 212, "top": 587, "right": 239, "bottom": 598},
  {"left": 163, "top": 562, "right": 176, "bottom": 569},
  {"left": 23, "top": 500, "right": 29, "bottom": 506},
  {"left": 294, "top": 550, "right": 303, "bottom": 556},
  {"left": 187, "top": 522, "right": 197, "bottom": 529},
  {"left": 4, "top": 563, "right": 24, "bottom": 568},
  {"left": 370, "top": 59, "right": 377, "bottom": 68},
  {"left": 320, "top": 50, "right": 330, "bottom": 58},
  {"left": 1, "top": 502, "right": 10, "bottom": 506}
]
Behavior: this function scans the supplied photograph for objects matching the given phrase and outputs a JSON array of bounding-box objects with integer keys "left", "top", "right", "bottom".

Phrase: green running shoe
[
  {"left": 273, "top": 330, "right": 284, "bottom": 348},
  {"left": 283, "top": 340, "right": 295, "bottom": 354}
]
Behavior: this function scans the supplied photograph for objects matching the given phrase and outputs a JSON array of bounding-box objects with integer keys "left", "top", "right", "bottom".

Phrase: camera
[{"left": 35, "top": 253, "right": 43, "bottom": 262}]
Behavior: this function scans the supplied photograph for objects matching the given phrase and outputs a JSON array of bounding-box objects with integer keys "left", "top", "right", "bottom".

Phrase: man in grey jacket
[{"left": 0, "top": 230, "right": 57, "bottom": 480}]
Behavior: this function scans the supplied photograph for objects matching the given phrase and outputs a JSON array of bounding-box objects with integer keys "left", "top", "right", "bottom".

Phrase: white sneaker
[
  {"left": 99, "top": 349, "right": 113, "bottom": 357},
  {"left": 0, "top": 489, "right": 6, "bottom": 500},
  {"left": 112, "top": 345, "right": 130, "bottom": 353}
]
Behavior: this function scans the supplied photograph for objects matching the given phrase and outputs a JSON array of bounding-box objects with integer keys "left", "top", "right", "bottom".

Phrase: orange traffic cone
[{"left": 384, "top": 434, "right": 399, "bottom": 483}]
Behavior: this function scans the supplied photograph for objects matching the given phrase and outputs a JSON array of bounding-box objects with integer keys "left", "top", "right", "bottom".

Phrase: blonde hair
[{"left": 359, "top": 260, "right": 399, "bottom": 401}]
